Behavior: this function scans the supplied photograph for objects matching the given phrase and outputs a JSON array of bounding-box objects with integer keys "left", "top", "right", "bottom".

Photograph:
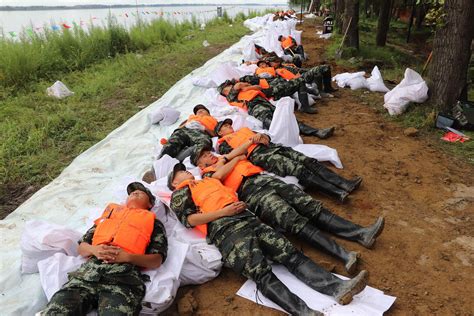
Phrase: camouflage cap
[
  {"left": 214, "top": 118, "right": 233, "bottom": 136},
  {"left": 193, "top": 104, "right": 210, "bottom": 115},
  {"left": 190, "top": 145, "right": 213, "bottom": 166},
  {"left": 126, "top": 182, "right": 156, "bottom": 208},
  {"left": 167, "top": 163, "right": 187, "bottom": 191}
]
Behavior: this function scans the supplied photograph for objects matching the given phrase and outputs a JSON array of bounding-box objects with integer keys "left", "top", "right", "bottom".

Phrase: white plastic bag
[
  {"left": 383, "top": 68, "right": 428, "bottom": 116},
  {"left": 269, "top": 97, "right": 302, "bottom": 147},
  {"left": 46, "top": 81, "right": 74, "bottom": 99},
  {"left": 367, "top": 66, "right": 390, "bottom": 93},
  {"left": 332, "top": 71, "right": 368, "bottom": 89},
  {"left": 21, "top": 220, "right": 82, "bottom": 274},
  {"left": 149, "top": 106, "right": 180, "bottom": 126}
]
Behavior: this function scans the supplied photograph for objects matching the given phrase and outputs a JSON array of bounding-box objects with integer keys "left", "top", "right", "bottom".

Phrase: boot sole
[
  {"left": 336, "top": 270, "right": 369, "bottom": 305},
  {"left": 359, "top": 217, "right": 385, "bottom": 249}
]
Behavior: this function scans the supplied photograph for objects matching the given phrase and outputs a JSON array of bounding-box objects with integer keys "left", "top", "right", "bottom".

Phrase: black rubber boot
[
  {"left": 300, "top": 171, "right": 349, "bottom": 203},
  {"left": 313, "top": 164, "right": 363, "bottom": 193},
  {"left": 297, "top": 122, "right": 335, "bottom": 139},
  {"left": 257, "top": 272, "right": 323, "bottom": 315},
  {"left": 298, "top": 224, "right": 360, "bottom": 274},
  {"left": 298, "top": 90, "right": 318, "bottom": 114},
  {"left": 286, "top": 252, "right": 368, "bottom": 305},
  {"left": 323, "top": 69, "right": 338, "bottom": 93},
  {"left": 158, "top": 145, "right": 179, "bottom": 159},
  {"left": 317, "top": 208, "right": 385, "bottom": 249},
  {"left": 175, "top": 145, "right": 196, "bottom": 162}
]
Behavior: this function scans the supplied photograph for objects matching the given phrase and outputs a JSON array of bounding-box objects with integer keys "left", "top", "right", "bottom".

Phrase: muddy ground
[{"left": 162, "top": 21, "right": 474, "bottom": 315}]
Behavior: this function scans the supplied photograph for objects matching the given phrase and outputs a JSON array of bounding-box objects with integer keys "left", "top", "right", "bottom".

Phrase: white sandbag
[
  {"left": 366, "top": 66, "right": 390, "bottom": 93},
  {"left": 293, "top": 144, "right": 343, "bottom": 169},
  {"left": 383, "top": 68, "right": 428, "bottom": 116},
  {"left": 149, "top": 106, "right": 181, "bottom": 126},
  {"left": 243, "top": 40, "right": 258, "bottom": 62},
  {"left": 290, "top": 29, "right": 302, "bottom": 45},
  {"left": 268, "top": 97, "right": 302, "bottom": 147},
  {"left": 21, "top": 220, "right": 83, "bottom": 274},
  {"left": 192, "top": 76, "right": 217, "bottom": 88},
  {"left": 46, "top": 81, "right": 74, "bottom": 99},
  {"left": 332, "top": 71, "right": 367, "bottom": 89}
]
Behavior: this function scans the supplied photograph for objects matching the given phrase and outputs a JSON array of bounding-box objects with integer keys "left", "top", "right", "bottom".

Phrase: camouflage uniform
[
  {"left": 170, "top": 181, "right": 300, "bottom": 282},
  {"left": 239, "top": 74, "right": 307, "bottom": 100},
  {"left": 160, "top": 128, "right": 212, "bottom": 159},
  {"left": 219, "top": 141, "right": 319, "bottom": 179},
  {"left": 42, "top": 220, "right": 168, "bottom": 316},
  {"left": 282, "top": 64, "right": 332, "bottom": 91},
  {"left": 201, "top": 170, "right": 322, "bottom": 237}
]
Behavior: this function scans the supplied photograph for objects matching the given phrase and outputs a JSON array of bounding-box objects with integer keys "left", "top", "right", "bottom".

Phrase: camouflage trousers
[
  {"left": 247, "top": 99, "right": 275, "bottom": 129},
  {"left": 241, "top": 175, "right": 323, "bottom": 235},
  {"left": 160, "top": 128, "right": 211, "bottom": 159},
  {"left": 42, "top": 276, "right": 145, "bottom": 316},
  {"left": 249, "top": 145, "right": 312, "bottom": 179},
  {"left": 268, "top": 77, "right": 306, "bottom": 100},
  {"left": 212, "top": 219, "right": 298, "bottom": 282},
  {"left": 301, "top": 65, "right": 331, "bottom": 89}
]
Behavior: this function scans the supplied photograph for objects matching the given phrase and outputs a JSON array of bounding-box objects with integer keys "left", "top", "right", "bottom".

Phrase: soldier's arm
[
  {"left": 217, "top": 141, "right": 233, "bottom": 155},
  {"left": 223, "top": 140, "right": 254, "bottom": 159},
  {"left": 211, "top": 156, "right": 245, "bottom": 181}
]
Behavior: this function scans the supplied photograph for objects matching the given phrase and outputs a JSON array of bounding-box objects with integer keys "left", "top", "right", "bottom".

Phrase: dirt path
[{"left": 163, "top": 21, "right": 474, "bottom": 315}]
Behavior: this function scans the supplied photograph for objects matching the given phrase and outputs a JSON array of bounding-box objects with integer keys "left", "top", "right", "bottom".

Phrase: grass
[
  {"left": 324, "top": 16, "right": 474, "bottom": 165},
  {"left": 0, "top": 14, "right": 253, "bottom": 215}
]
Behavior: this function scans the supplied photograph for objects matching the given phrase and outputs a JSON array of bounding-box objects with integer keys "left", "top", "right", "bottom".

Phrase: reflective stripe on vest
[
  {"left": 187, "top": 115, "right": 218, "bottom": 131},
  {"left": 92, "top": 203, "right": 155, "bottom": 255},
  {"left": 176, "top": 178, "right": 239, "bottom": 235},
  {"left": 276, "top": 68, "right": 300, "bottom": 80},
  {"left": 256, "top": 67, "right": 276, "bottom": 77},
  {"left": 218, "top": 127, "right": 258, "bottom": 156},
  {"left": 281, "top": 36, "right": 295, "bottom": 50}
]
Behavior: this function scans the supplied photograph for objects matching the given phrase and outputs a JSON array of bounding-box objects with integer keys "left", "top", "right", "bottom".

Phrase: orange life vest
[
  {"left": 228, "top": 89, "right": 268, "bottom": 111},
  {"left": 281, "top": 36, "right": 295, "bottom": 50},
  {"left": 187, "top": 115, "right": 218, "bottom": 131},
  {"left": 259, "top": 79, "right": 270, "bottom": 89},
  {"left": 92, "top": 203, "right": 156, "bottom": 255},
  {"left": 176, "top": 178, "right": 239, "bottom": 235},
  {"left": 276, "top": 68, "right": 300, "bottom": 80},
  {"left": 203, "top": 160, "right": 263, "bottom": 192},
  {"left": 218, "top": 127, "right": 259, "bottom": 156},
  {"left": 256, "top": 67, "right": 276, "bottom": 78}
]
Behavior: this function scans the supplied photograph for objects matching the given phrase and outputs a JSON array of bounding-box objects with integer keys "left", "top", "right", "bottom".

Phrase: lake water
[{"left": 0, "top": 4, "right": 287, "bottom": 38}]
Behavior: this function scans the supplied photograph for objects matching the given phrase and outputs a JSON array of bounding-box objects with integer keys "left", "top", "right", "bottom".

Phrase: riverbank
[{"left": 0, "top": 16, "right": 250, "bottom": 218}]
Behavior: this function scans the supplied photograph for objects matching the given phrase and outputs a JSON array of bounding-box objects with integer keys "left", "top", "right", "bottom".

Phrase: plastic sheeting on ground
[
  {"left": 383, "top": 68, "right": 429, "bottom": 116},
  {"left": 237, "top": 265, "right": 396, "bottom": 315},
  {"left": 46, "top": 81, "right": 74, "bottom": 99}
]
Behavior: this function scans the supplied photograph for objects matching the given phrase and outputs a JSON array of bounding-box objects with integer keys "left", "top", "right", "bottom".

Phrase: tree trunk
[
  {"left": 428, "top": 0, "right": 474, "bottom": 112},
  {"left": 415, "top": 3, "right": 426, "bottom": 29},
  {"left": 406, "top": 1, "right": 416, "bottom": 42},
  {"left": 309, "top": 0, "right": 321, "bottom": 13},
  {"left": 364, "top": 0, "right": 370, "bottom": 18},
  {"left": 376, "top": 0, "right": 392, "bottom": 46},
  {"left": 344, "top": 0, "right": 360, "bottom": 49},
  {"left": 336, "top": 0, "right": 346, "bottom": 34}
]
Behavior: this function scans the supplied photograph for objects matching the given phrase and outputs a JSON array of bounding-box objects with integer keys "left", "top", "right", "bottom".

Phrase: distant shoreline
[{"left": 0, "top": 3, "right": 287, "bottom": 11}]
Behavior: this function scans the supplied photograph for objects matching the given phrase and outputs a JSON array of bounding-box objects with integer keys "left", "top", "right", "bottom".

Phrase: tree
[
  {"left": 428, "top": 0, "right": 474, "bottom": 112},
  {"left": 335, "top": 0, "right": 346, "bottom": 34},
  {"left": 343, "top": 0, "right": 360, "bottom": 49},
  {"left": 376, "top": 0, "right": 392, "bottom": 46}
]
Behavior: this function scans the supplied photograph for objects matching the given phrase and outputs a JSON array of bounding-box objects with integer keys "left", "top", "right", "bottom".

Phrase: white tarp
[{"left": 237, "top": 265, "right": 396, "bottom": 315}]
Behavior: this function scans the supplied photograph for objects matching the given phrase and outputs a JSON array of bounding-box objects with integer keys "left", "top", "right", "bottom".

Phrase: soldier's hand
[
  {"left": 223, "top": 201, "right": 246, "bottom": 216},
  {"left": 236, "top": 155, "right": 246, "bottom": 161},
  {"left": 104, "top": 248, "right": 130, "bottom": 264},
  {"left": 93, "top": 245, "right": 121, "bottom": 262}
]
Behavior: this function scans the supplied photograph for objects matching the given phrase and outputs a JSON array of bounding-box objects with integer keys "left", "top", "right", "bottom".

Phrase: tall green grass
[{"left": 0, "top": 12, "right": 257, "bottom": 92}]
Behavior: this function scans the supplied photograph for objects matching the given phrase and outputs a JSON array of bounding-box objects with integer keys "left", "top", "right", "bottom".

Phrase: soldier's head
[
  {"left": 126, "top": 182, "right": 155, "bottom": 210},
  {"left": 193, "top": 104, "right": 210, "bottom": 116},
  {"left": 167, "top": 163, "right": 195, "bottom": 191},
  {"left": 257, "top": 60, "right": 269, "bottom": 68},
  {"left": 267, "top": 57, "right": 282, "bottom": 68},
  {"left": 278, "top": 35, "right": 284, "bottom": 42},
  {"left": 217, "top": 80, "right": 234, "bottom": 96},
  {"left": 215, "top": 118, "right": 234, "bottom": 137},
  {"left": 193, "top": 148, "right": 219, "bottom": 169}
]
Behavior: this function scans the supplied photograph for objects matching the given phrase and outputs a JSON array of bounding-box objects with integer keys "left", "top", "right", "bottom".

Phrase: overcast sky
[{"left": 2, "top": 0, "right": 287, "bottom": 6}]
